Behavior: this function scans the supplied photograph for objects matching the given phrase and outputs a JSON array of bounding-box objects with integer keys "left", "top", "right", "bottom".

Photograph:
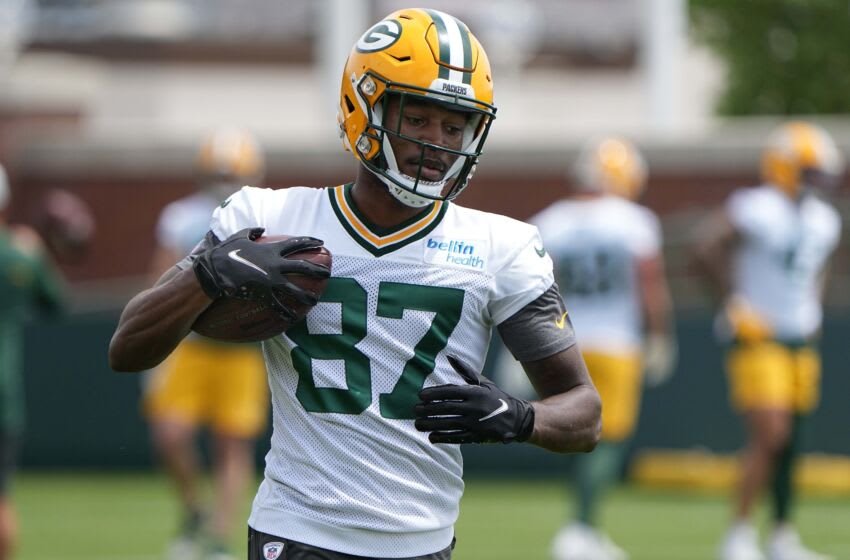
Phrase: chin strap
[
  {"left": 385, "top": 182, "right": 434, "bottom": 208},
  {"left": 376, "top": 166, "right": 445, "bottom": 208}
]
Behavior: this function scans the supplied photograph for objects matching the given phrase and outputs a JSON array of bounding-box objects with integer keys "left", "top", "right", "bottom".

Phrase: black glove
[
  {"left": 414, "top": 355, "right": 535, "bottom": 444},
  {"left": 192, "top": 227, "right": 331, "bottom": 319}
]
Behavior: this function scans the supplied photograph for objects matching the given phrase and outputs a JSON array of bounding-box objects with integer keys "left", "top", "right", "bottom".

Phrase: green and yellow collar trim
[{"left": 328, "top": 184, "right": 447, "bottom": 257}]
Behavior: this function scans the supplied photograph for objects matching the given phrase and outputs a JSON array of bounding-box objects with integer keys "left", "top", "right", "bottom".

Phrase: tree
[{"left": 690, "top": 0, "right": 850, "bottom": 115}]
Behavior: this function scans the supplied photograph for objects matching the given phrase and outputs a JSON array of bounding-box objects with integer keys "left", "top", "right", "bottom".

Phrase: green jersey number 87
[{"left": 287, "top": 277, "right": 465, "bottom": 420}]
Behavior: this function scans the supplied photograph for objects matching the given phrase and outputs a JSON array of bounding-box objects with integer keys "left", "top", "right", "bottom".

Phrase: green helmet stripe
[
  {"left": 459, "top": 23, "right": 472, "bottom": 85},
  {"left": 424, "top": 9, "right": 473, "bottom": 85}
]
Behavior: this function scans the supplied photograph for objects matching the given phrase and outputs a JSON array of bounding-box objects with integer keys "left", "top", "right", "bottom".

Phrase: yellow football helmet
[
  {"left": 338, "top": 8, "right": 497, "bottom": 207},
  {"left": 572, "top": 136, "right": 648, "bottom": 200},
  {"left": 761, "top": 121, "right": 844, "bottom": 197},
  {"left": 195, "top": 128, "right": 265, "bottom": 198}
]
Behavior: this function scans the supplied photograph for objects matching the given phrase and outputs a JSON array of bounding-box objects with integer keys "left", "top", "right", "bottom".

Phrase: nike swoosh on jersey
[
  {"left": 220, "top": 197, "right": 232, "bottom": 208},
  {"left": 534, "top": 245, "right": 546, "bottom": 257},
  {"left": 228, "top": 249, "right": 268, "bottom": 276},
  {"left": 479, "top": 399, "right": 509, "bottom": 422},
  {"left": 555, "top": 311, "right": 568, "bottom": 329}
]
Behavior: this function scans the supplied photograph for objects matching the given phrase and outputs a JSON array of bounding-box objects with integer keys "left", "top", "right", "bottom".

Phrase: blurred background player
[
  {"left": 0, "top": 163, "right": 67, "bottom": 560},
  {"left": 142, "top": 128, "right": 269, "bottom": 560},
  {"left": 497, "top": 137, "right": 676, "bottom": 560},
  {"left": 692, "top": 121, "right": 844, "bottom": 560}
]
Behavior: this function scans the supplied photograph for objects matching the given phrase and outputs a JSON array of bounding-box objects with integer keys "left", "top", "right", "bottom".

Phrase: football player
[
  {"left": 110, "top": 8, "right": 601, "bottom": 559},
  {"left": 692, "top": 121, "right": 843, "bottom": 560},
  {"left": 498, "top": 137, "right": 675, "bottom": 560},
  {"left": 142, "top": 129, "right": 268, "bottom": 560},
  {"left": 0, "top": 163, "right": 66, "bottom": 560}
]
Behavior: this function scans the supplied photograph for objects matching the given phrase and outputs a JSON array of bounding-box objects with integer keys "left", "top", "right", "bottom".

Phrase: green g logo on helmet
[{"left": 356, "top": 20, "right": 402, "bottom": 53}]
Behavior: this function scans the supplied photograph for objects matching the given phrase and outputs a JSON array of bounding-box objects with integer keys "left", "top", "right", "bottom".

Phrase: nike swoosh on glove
[
  {"left": 193, "top": 227, "right": 330, "bottom": 320},
  {"left": 413, "top": 355, "right": 535, "bottom": 444}
]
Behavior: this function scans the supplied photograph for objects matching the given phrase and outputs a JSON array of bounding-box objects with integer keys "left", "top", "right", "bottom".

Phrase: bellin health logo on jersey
[{"left": 424, "top": 237, "right": 487, "bottom": 269}]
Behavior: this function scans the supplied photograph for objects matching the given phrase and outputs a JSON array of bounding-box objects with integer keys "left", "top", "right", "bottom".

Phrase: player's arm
[
  {"left": 33, "top": 255, "right": 67, "bottom": 316},
  {"left": 817, "top": 221, "right": 843, "bottom": 303},
  {"left": 10, "top": 225, "right": 67, "bottom": 315},
  {"left": 508, "top": 285, "right": 600, "bottom": 452},
  {"left": 817, "top": 261, "right": 832, "bottom": 303},
  {"left": 691, "top": 206, "right": 774, "bottom": 341},
  {"left": 638, "top": 253, "right": 672, "bottom": 337},
  {"left": 637, "top": 250, "right": 676, "bottom": 385},
  {"left": 109, "top": 235, "right": 218, "bottom": 373},
  {"left": 109, "top": 228, "right": 329, "bottom": 372},
  {"left": 120, "top": 220, "right": 207, "bottom": 365},
  {"left": 414, "top": 284, "right": 601, "bottom": 453},
  {"left": 520, "top": 344, "right": 601, "bottom": 453},
  {"left": 690, "top": 208, "right": 740, "bottom": 305}
]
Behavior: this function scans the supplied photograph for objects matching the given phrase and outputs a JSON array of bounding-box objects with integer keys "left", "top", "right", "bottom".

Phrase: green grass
[
  {"left": 456, "top": 481, "right": 850, "bottom": 559},
  {"left": 13, "top": 471, "right": 850, "bottom": 559}
]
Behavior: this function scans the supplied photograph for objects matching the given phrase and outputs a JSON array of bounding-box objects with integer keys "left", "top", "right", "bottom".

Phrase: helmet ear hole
[{"left": 343, "top": 95, "right": 355, "bottom": 114}]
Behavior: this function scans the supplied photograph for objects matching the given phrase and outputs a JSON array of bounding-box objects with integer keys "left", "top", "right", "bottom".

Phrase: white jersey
[
  {"left": 727, "top": 185, "right": 840, "bottom": 340},
  {"left": 157, "top": 191, "right": 222, "bottom": 256},
  {"left": 530, "top": 195, "right": 661, "bottom": 353},
  {"left": 209, "top": 184, "right": 554, "bottom": 557}
]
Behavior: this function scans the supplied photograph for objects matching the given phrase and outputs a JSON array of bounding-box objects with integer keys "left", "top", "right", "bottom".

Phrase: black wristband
[
  {"left": 514, "top": 401, "right": 535, "bottom": 443},
  {"left": 192, "top": 258, "right": 222, "bottom": 299}
]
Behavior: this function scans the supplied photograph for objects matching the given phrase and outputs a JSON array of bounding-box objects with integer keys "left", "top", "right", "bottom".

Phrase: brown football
[{"left": 191, "top": 235, "right": 332, "bottom": 342}]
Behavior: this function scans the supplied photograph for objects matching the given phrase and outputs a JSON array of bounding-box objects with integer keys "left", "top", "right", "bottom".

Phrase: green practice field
[{"left": 15, "top": 472, "right": 850, "bottom": 560}]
